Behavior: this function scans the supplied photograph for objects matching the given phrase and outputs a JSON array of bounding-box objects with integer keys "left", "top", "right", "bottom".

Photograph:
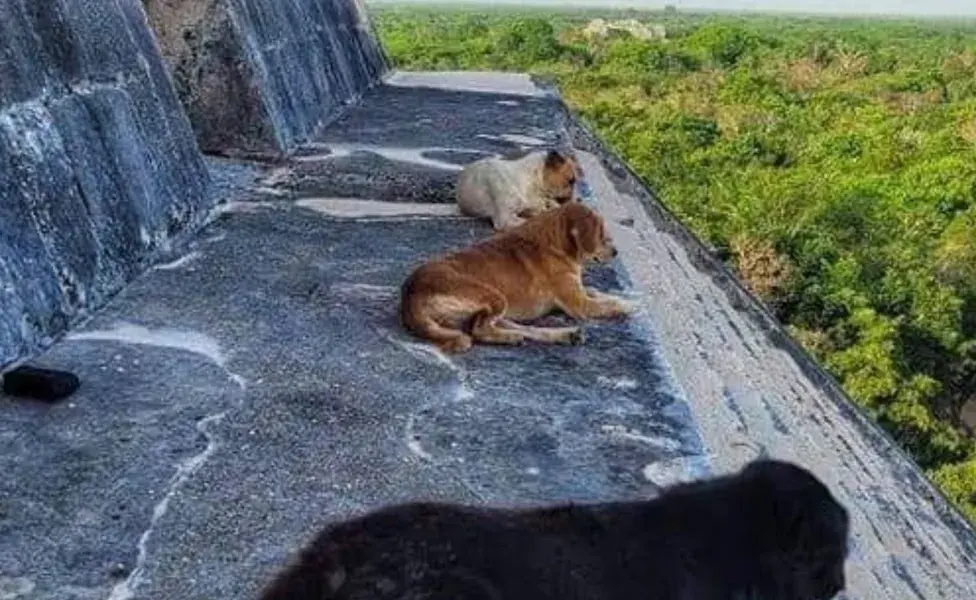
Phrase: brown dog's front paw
[
  {"left": 569, "top": 328, "right": 586, "bottom": 345},
  {"left": 617, "top": 300, "right": 639, "bottom": 316}
]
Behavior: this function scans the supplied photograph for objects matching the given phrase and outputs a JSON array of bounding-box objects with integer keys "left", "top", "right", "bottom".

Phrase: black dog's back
[{"left": 259, "top": 459, "right": 849, "bottom": 600}]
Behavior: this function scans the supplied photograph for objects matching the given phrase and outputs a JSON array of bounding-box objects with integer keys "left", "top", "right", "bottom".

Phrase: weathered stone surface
[
  {"left": 0, "top": 78, "right": 709, "bottom": 599},
  {"left": 144, "top": 0, "right": 388, "bottom": 155},
  {"left": 0, "top": 0, "right": 212, "bottom": 370}
]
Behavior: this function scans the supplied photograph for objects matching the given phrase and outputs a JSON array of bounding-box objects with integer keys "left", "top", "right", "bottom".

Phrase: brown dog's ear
[{"left": 565, "top": 204, "right": 600, "bottom": 260}]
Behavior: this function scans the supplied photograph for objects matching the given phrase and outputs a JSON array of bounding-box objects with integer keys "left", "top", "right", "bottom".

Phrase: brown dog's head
[
  {"left": 542, "top": 149, "right": 582, "bottom": 204},
  {"left": 562, "top": 203, "right": 617, "bottom": 263}
]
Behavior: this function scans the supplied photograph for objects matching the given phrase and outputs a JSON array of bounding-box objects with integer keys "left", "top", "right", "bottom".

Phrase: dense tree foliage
[{"left": 373, "top": 5, "right": 976, "bottom": 522}]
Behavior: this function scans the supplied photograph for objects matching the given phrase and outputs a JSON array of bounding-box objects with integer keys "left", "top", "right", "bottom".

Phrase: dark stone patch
[
  {"left": 582, "top": 261, "right": 629, "bottom": 293},
  {"left": 287, "top": 151, "right": 460, "bottom": 203},
  {"left": 759, "top": 396, "right": 791, "bottom": 435},
  {"left": 712, "top": 321, "right": 730, "bottom": 345},
  {"left": 889, "top": 556, "right": 926, "bottom": 600},
  {"left": 722, "top": 388, "right": 749, "bottom": 433},
  {"left": 834, "top": 433, "right": 873, "bottom": 476},
  {"left": 316, "top": 85, "right": 566, "bottom": 151}
]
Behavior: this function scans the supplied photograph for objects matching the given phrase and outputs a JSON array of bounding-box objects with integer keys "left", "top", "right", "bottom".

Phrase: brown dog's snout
[{"left": 596, "top": 242, "right": 617, "bottom": 262}]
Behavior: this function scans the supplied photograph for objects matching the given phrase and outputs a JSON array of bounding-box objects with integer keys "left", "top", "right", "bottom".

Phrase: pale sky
[{"left": 369, "top": 0, "right": 976, "bottom": 18}]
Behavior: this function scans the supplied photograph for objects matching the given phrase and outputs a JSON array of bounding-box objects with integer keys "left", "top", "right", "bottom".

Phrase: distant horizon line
[{"left": 365, "top": 0, "right": 976, "bottom": 20}]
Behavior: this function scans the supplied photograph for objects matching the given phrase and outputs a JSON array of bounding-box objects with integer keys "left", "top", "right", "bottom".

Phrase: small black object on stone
[{"left": 2, "top": 365, "right": 81, "bottom": 403}]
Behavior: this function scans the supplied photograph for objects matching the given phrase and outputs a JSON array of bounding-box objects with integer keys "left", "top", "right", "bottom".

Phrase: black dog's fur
[{"left": 259, "top": 459, "right": 850, "bottom": 600}]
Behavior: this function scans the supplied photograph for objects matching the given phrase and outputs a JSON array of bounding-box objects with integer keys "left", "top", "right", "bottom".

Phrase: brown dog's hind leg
[
  {"left": 409, "top": 315, "right": 473, "bottom": 354},
  {"left": 400, "top": 291, "right": 474, "bottom": 354},
  {"left": 470, "top": 288, "right": 525, "bottom": 346},
  {"left": 498, "top": 319, "right": 585, "bottom": 345}
]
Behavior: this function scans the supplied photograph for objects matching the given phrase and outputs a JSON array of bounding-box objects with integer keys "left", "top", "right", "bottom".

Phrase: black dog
[{"left": 259, "top": 459, "right": 850, "bottom": 600}]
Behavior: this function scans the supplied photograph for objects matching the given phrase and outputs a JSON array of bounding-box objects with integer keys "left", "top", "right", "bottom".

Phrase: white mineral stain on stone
[
  {"left": 642, "top": 456, "right": 712, "bottom": 487},
  {"left": 107, "top": 412, "right": 228, "bottom": 600},
  {"left": 327, "top": 567, "right": 347, "bottom": 593},
  {"left": 392, "top": 336, "right": 477, "bottom": 461},
  {"left": 262, "top": 166, "right": 291, "bottom": 186},
  {"left": 294, "top": 144, "right": 467, "bottom": 171},
  {"left": 405, "top": 414, "right": 434, "bottom": 462},
  {"left": 476, "top": 133, "right": 548, "bottom": 146},
  {"left": 72, "top": 323, "right": 247, "bottom": 600},
  {"left": 496, "top": 100, "right": 520, "bottom": 107},
  {"left": 331, "top": 283, "right": 397, "bottom": 299},
  {"left": 596, "top": 375, "right": 639, "bottom": 390},
  {"left": 251, "top": 186, "right": 290, "bottom": 197},
  {"left": 392, "top": 338, "right": 475, "bottom": 402},
  {"left": 0, "top": 577, "right": 35, "bottom": 599},
  {"left": 67, "top": 322, "right": 245, "bottom": 390},
  {"left": 154, "top": 251, "right": 201, "bottom": 271},
  {"left": 53, "top": 584, "right": 102, "bottom": 599},
  {"left": 601, "top": 425, "right": 682, "bottom": 451},
  {"left": 295, "top": 198, "right": 463, "bottom": 219},
  {"left": 211, "top": 200, "right": 279, "bottom": 217},
  {"left": 385, "top": 71, "right": 549, "bottom": 97}
]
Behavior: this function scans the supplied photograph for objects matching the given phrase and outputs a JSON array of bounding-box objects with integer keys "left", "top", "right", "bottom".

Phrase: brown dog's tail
[{"left": 399, "top": 273, "right": 472, "bottom": 353}]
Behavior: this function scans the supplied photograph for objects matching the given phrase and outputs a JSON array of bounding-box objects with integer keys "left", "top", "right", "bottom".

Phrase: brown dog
[{"left": 399, "top": 202, "right": 635, "bottom": 353}]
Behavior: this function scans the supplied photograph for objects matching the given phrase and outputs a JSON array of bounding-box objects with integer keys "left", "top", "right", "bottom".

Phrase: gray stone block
[
  {"left": 0, "top": 0, "right": 212, "bottom": 369},
  {"left": 144, "top": 0, "right": 388, "bottom": 155}
]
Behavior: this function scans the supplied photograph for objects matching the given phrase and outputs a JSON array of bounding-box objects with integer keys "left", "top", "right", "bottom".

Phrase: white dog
[{"left": 457, "top": 149, "right": 582, "bottom": 231}]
